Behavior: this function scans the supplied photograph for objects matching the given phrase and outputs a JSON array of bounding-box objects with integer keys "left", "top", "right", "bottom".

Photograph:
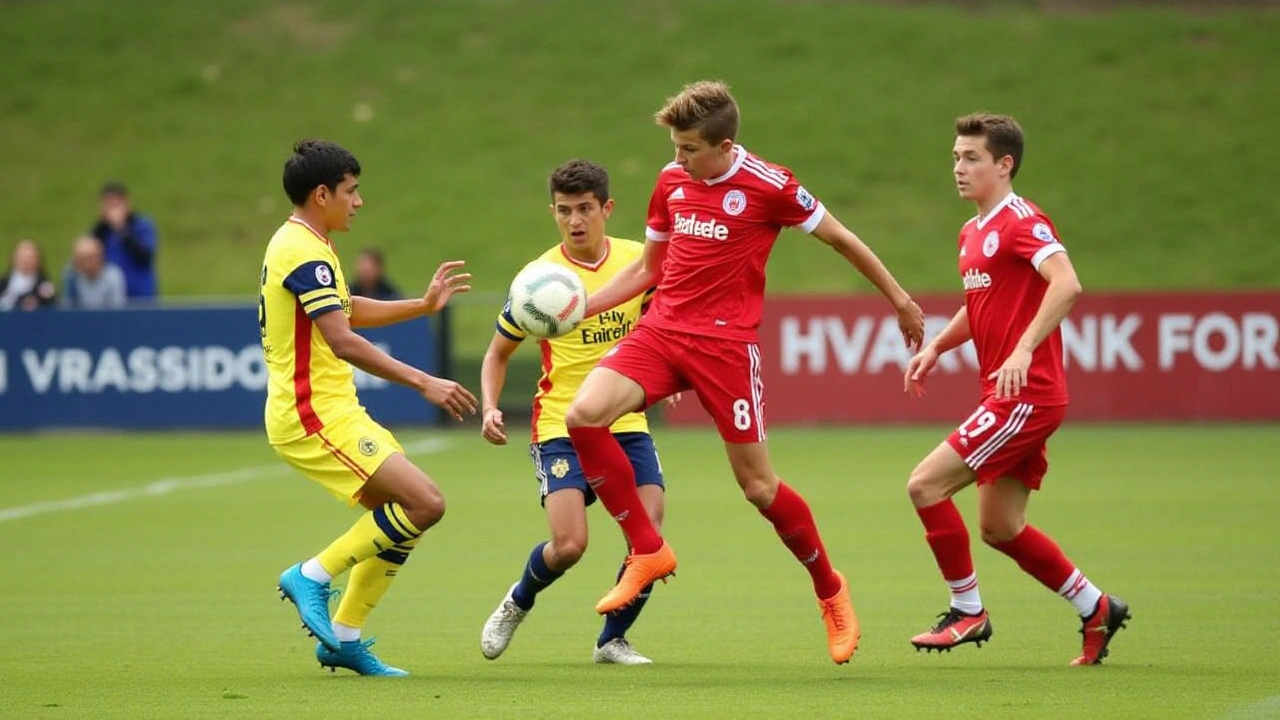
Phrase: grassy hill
[{"left": 2, "top": 0, "right": 1278, "bottom": 306}]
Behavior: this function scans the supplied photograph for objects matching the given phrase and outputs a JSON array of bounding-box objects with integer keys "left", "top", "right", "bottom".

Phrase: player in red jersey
[
  {"left": 563, "top": 80, "right": 925, "bottom": 665},
  {"left": 903, "top": 113, "right": 1130, "bottom": 666}
]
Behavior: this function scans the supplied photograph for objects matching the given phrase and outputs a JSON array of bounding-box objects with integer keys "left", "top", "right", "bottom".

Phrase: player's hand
[
  {"left": 420, "top": 375, "right": 477, "bottom": 422},
  {"left": 481, "top": 408, "right": 507, "bottom": 445},
  {"left": 904, "top": 345, "right": 939, "bottom": 397},
  {"left": 896, "top": 298, "right": 926, "bottom": 350},
  {"left": 663, "top": 392, "right": 683, "bottom": 409},
  {"left": 422, "top": 260, "right": 472, "bottom": 315},
  {"left": 988, "top": 347, "right": 1032, "bottom": 399}
]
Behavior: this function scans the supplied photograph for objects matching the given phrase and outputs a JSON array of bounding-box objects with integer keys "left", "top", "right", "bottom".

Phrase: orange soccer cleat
[
  {"left": 817, "top": 572, "right": 861, "bottom": 664},
  {"left": 911, "top": 608, "right": 993, "bottom": 652},
  {"left": 1071, "top": 594, "right": 1131, "bottom": 666},
  {"left": 595, "top": 542, "right": 677, "bottom": 614}
]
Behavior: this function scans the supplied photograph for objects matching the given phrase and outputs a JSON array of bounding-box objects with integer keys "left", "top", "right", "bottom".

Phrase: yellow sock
[
  {"left": 333, "top": 535, "right": 420, "bottom": 632},
  {"left": 315, "top": 503, "right": 421, "bottom": 578}
]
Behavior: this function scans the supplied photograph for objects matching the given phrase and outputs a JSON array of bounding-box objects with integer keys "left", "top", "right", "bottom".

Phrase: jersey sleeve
[
  {"left": 644, "top": 172, "right": 672, "bottom": 242},
  {"left": 1012, "top": 215, "right": 1067, "bottom": 271},
  {"left": 496, "top": 298, "right": 527, "bottom": 342},
  {"left": 772, "top": 174, "right": 827, "bottom": 233},
  {"left": 282, "top": 258, "right": 343, "bottom": 319}
]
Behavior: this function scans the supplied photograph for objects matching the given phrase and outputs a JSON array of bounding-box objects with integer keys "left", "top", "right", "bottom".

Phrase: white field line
[{"left": 0, "top": 437, "right": 450, "bottom": 524}]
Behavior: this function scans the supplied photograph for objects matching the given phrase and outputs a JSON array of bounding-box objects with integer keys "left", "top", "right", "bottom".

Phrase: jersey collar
[
  {"left": 975, "top": 192, "right": 1018, "bottom": 230},
  {"left": 287, "top": 215, "right": 333, "bottom": 248},
  {"left": 559, "top": 237, "right": 611, "bottom": 271},
  {"left": 702, "top": 145, "right": 747, "bottom": 186}
]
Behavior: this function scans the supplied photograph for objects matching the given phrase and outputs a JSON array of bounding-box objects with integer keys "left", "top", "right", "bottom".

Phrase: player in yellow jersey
[
  {"left": 262, "top": 139, "right": 476, "bottom": 676},
  {"left": 478, "top": 160, "right": 671, "bottom": 665}
]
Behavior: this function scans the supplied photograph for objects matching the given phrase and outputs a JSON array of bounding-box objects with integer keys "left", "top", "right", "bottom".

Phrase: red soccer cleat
[
  {"left": 1071, "top": 594, "right": 1131, "bottom": 666},
  {"left": 911, "top": 608, "right": 993, "bottom": 652}
]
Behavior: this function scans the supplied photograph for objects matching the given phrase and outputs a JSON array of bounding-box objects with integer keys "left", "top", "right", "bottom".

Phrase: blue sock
[
  {"left": 511, "top": 542, "right": 564, "bottom": 611},
  {"left": 598, "top": 560, "right": 655, "bottom": 646}
]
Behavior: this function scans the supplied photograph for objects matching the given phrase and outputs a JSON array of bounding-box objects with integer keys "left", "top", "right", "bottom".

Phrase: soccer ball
[{"left": 507, "top": 261, "right": 587, "bottom": 338}]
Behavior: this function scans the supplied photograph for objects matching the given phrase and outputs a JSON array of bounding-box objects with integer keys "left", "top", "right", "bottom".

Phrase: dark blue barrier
[{"left": 0, "top": 306, "right": 441, "bottom": 430}]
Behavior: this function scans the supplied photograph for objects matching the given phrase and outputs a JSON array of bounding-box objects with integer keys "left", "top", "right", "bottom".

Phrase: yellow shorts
[{"left": 273, "top": 412, "right": 403, "bottom": 505}]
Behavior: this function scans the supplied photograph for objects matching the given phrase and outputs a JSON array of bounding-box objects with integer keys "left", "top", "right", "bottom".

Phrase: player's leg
[
  {"left": 595, "top": 433, "right": 665, "bottom": 665},
  {"left": 905, "top": 417, "right": 991, "bottom": 652},
  {"left": 566, "top": 327, "right": 684, "bottom": 613},
  {"left": 976, "top": 404, "right": 1129, "bottom": 665},
  {"left": 481, "top": 440, "right": 590, "bottom": 659}
]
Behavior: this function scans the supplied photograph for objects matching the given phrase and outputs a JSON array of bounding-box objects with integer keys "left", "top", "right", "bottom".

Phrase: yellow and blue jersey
[
  {"left": 497, "top": 237, "right": 653, "bottom": 443},
  {"left": 259, "top": 217, "right": 361, "bottom": 444}
]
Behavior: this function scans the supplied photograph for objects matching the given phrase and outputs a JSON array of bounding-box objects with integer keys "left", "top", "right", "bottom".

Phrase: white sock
[
  {"left": 947, "top": 572, "right": 984, "bottom": 615},
  {"left": 332, "top": 621, "right": 361, "bottom": 643},
  {"left": 1058, "top": 568, "right": 1103, "bottom": 617},
  {"left": 300, "top": 558, "right": 332, "bottom": 584}
]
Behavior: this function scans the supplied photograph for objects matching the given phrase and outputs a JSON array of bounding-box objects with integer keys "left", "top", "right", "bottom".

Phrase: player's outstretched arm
[
  {"left": 810, "top": 212, "right": 925, "bottom": 348},
  {"left": 480, "top": 332, "right": 521, "bottom": 445},
  {"left": 313, "top": 309, "right": 477, "bottom": 421},
  {"left": 349, "top": 260, "right": 471, "bottom": 328},
  {"left": 988, "top": 252, "right": 1082, "bottom": 399},
  {"left": 905, "top": 306, "right": 970, "bottom": 396},
  {"left": 584, "top": 240, "right": 668, "bottom": 316}
]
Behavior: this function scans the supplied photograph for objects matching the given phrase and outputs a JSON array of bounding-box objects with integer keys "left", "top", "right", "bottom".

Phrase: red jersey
[
  {"left": 958, "top": 192, "right": 1070, "bottom": 405},
  {"left": 643, "top": 146, "right": 826, "bottom": 342}
]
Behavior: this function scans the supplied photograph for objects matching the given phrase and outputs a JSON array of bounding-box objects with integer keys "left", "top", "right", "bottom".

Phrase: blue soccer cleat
[
  {"left": 316, "top": 639, "right": 409, "bottom": 677},
  {"left": 277, "top": 562, "right": 340, "bottom": 651}
]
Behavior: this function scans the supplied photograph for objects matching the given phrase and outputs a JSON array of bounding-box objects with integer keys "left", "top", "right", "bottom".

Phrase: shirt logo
[
  {"left": 722, "top": 189, "right": 747, "bottom": 216},
  {"left": 1032, "top": 222, "right": 1057, "bottom": 243},
  {"left": 673, "top": 212, "right": 730, "bottom": 241},
  {"left": 982, "top": 231, "right": 1000, "bottom": 258},
  {"left": 668, "top": 186, "right": 685, "bottom": 201},
  {"left": 796, "top": 186, "right": 816, "bottom": 212},
  {"left": 315, "top": 264, "right": 333, "bottom": 286},
  {"left": 962, "top": 268, "right": 992, "bottom": 290}
]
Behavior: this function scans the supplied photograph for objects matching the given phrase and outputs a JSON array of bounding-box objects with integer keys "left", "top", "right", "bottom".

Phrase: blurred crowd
[{"left": 1, "top": 182, "right": 402, "bottom": 312}]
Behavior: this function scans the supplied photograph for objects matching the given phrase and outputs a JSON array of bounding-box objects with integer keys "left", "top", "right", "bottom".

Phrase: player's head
[
  {"left": 656, "top": 80, "right": 739, "bottom": 181},
  {"left": 953, "top": 113, "right": 1024, "bottom": 202},
  {"left": 282, "top": 139, "right": 363, "bottom": 232},
  {"left": 548, "top": 159, "right": 614, "bottom": 255}
]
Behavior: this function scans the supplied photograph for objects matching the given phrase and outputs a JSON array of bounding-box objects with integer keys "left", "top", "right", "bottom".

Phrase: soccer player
[
  {"left": 261, "top": 139, "right": 477, "bottom": 676},
  {"left": 478, "top": 160, "right": 666, "bottom": 665},
  {"left": 563, "top": 81, "right": 926, "bottom": 665},
  {"left": 902, "top": 114, "right": 1129, "bottom": 665}
]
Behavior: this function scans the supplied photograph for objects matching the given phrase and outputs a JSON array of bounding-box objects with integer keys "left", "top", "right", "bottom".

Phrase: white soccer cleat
[
  {"left": 592, "top": 638, "right": 653, "bottom": 665},
  {"left": 480, "top": 583, "right": 529, "bottom": 660}
]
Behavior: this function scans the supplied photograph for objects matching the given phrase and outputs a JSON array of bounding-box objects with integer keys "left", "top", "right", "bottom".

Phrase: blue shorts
[{"left": 530, "top": 432, "right": 664, "bottom": 506}]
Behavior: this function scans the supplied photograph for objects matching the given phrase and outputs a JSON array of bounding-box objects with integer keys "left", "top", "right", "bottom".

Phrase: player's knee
[
  {"left": 906, "top": 465, "right": 944, "bottom": 507},
  {"left": 739, "top": 477, "right": 777, "bottom": 509},
  {"left": 548, "top": 536, "right": 587, "bottom": 568},
  {"left": 402, "top": 485, "right": 446, "bottom": 530},
  {"left": 979, "top": 517, "right": 1021, "bottom": 546},
  {"left": 565, "top": 400, "right": 605, "bottom": 429}
]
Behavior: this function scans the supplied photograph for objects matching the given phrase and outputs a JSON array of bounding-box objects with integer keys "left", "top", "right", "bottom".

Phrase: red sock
[
  {"left": 916, "top": 499, "right": 974, "bottom": 582},
  {"left": 990, "top": 525, "right": 1075, "bottom": 592},
  {"left": 568, "top": 426, "right": 662, "bottom": 554},
  {"left": 759, "top": 482, "right": 842, "bottom": 599}
]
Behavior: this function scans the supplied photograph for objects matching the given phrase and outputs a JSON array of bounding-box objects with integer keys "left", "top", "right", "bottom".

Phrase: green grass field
[{"left": 2, "top": 425, "right": 1277, "bottom": 719}]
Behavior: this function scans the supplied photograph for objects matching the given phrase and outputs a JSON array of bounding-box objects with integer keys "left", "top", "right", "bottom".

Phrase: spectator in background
[
  {"left": 348, "top": 247, "right": 402, "bottom": 301},
  {"left": 62, "top": 235, "right": 127, "bottom": 309},
  {"left": 91, "top": 180, "right": 157, "bottom": 300},
  {"left": 0, "top": 239, "right": 57, "bottom": 311}
]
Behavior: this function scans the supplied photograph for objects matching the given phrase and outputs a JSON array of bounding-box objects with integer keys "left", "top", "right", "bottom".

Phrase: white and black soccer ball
[{"left": 507, "top": 260, "right": 587, "bottom": 339}]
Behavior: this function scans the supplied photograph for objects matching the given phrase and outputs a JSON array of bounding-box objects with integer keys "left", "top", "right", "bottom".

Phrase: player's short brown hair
[
  {"left": 955, "top": 113, "right": 1025, "bottom": 179},
  {"left": 655, "top": 80, "right": 740, "bottom": 145},
  {"left": 548, "top": 159, "right": 609, "bottom": 205}
]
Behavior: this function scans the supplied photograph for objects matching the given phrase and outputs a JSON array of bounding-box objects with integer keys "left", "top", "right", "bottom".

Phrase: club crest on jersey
[
  {"left": 1032, "top": 222, "right": 1056, "bottom": 243},
  {"left": 722, "top": 189, "right": 747, "bottom": 216},
  {"left": 796, "top": 186, "right": 816, "bottom": 212},
  {"left": 315, "top": 264, "right": 333, "bottom": 286},
  {"left": 982, "top": 231, "right": 1000, "bottom": 258},
  {"left": 550, "top": 458, "right": 570, "bottom": 479}
]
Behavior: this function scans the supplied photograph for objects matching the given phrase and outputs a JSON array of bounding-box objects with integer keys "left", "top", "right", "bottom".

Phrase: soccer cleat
[
  {"left": 480, "top": 583, "right": 529, "bottom": 660},
  {"left": 593, "top": 638, "right": 653, "bottom": 665},
  {"left": 277, "top": 562, "right": 339, "bottom": 651},
  {"left": 1071, "top": 594, "right": 1131, "bottom": 666},
  {"left": 911, "top": 608, "right": 993, "bottom": 652},
  {"left": 316, "top": 638, "right": 409, "bottom": 677},
  {"left": 595, "top": 542, "right": 677, "bottom": 615},
  {"left": 817, "top": 571, "right": 860, "bottom": 664}
]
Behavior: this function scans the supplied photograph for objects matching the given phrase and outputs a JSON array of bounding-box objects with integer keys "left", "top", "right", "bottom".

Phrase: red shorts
[
  {"left": 945, "top": 399, "right": 1068, "bottom": 490},
  {"left": 599, "top": 324, "right": 766, "bottom": 443}
]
